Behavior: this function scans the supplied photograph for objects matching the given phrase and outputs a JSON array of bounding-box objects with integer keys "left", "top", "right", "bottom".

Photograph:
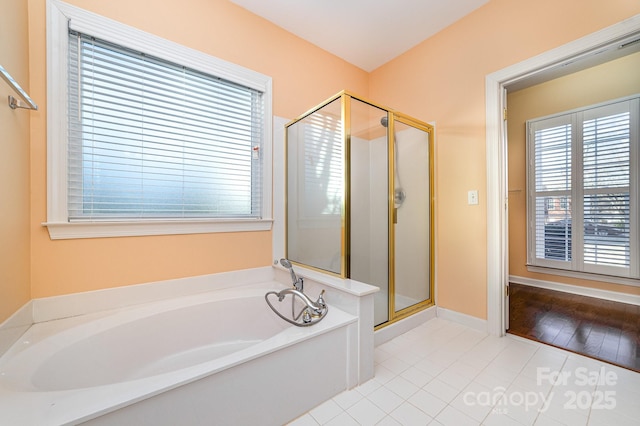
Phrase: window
[
  {"left": 46, "top": 0, "right": 272, "bottom": 239},
  {"left": 527, "top": 95, "right": 639, "bottom": 281}
]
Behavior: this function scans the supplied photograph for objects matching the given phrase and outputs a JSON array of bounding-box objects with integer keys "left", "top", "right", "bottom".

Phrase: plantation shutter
[
  {"left": 530, "top": 115, "right": 573, "bottom": 263},
  {"left": 581, "top": 103, "right": 631, "bottom": 269},
  {"left": 67, "top": 31, "right": 263, "bottom": 220},
  {"left": 527, "top": 95, "right": 639, "bottom": 279}
]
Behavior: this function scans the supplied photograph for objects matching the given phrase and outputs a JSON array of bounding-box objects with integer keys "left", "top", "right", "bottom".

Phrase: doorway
[{"left": 486, "top": 16, "right": 640, "bottom": 336}]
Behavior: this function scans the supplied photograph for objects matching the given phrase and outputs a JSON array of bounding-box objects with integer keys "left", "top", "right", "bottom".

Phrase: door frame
[{"left": 485, "top": 15, "right": 640, "bottom": 336}]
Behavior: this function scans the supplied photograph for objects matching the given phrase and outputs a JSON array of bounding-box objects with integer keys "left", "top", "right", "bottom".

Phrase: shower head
[
  {"left": 380, "top": 116, "right": 388, "bottom": 128},
  {"left": 279, "top": 258, "right": 293, "bottom": 269},
  {"left": 279, "top": 258, "right": 300, "bottom": 288}
]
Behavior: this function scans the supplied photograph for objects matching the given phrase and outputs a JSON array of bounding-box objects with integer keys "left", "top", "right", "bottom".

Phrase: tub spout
[
  {"left": 277, "top": 288, "right": 325, "bottom": 315},
  {"left": 265, "top": 287, "right": 328, "bottom": 327}
]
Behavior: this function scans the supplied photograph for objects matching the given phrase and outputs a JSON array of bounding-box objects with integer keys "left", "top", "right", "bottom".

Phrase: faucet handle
[{"left": 316, "top": 289, "right": 326, "bottom": 307}]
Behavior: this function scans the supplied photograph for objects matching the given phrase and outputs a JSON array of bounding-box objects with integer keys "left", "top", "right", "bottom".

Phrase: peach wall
[
  {"left": 0, "top": 0, "right": 32, "bottom": 323},
  {"left": 27, "top": 0, "right": 369, "bottom": 298},
  {"left": 508, "top": 52, "right": 640, "bottom": 296},
  {"left": 12, "top": 0, "right": 640, "bottom": 318},
  {"left": 369, "top": 0, "right": 640, "bottom": 319}
]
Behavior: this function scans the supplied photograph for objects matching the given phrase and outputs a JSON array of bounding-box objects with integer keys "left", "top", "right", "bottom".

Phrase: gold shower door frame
[
  {"left": 385, "top": 112, "right": 435, "bottom": 327},
  {"left": 285, "top": 91, "right": 435, "bottom": 328}
]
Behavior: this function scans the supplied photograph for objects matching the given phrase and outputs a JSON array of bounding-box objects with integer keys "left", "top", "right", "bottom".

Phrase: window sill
[
  {"left": 527, "top": 265, "right": 640, "bottom": 288},
  {"left": 43, "top": 218, "right": 273, "bottom": 240}
]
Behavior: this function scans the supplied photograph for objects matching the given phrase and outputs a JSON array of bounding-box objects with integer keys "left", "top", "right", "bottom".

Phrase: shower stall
[{"left": 285, "top": 91, "right": 434, "bottom": 328}]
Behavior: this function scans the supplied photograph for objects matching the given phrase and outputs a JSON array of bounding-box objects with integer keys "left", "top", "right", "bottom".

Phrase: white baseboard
[
  {"left": 0, "top": 301, "right": 33, "bottom": 356},
  {"left": 509, "top": 275, "right": 640, "bottom": 306},
  {"left": 436, "top": 307, "right": 488, "bottom": 332}
]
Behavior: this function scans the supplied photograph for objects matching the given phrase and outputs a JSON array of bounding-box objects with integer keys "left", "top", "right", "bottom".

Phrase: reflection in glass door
[{"left": 286, "top": 98, "right": 343, "bottom": 275}]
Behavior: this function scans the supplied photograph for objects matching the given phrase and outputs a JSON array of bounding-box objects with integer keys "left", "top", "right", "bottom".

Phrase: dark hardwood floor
[{"left": 508, "top": 283, "right": 640, "bottom": 372}]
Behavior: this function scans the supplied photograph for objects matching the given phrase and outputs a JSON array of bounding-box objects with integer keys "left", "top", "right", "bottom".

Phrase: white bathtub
[{"left": 0, "top": 281, "right": 357, "bottom": 425}]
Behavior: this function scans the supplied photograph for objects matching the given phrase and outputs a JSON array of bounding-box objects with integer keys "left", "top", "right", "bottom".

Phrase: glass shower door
[{"left": 393, "top": 118, "right": 432, "bottom": 314}]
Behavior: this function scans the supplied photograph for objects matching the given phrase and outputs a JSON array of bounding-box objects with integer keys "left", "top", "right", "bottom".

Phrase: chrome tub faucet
[{"left": 265, "top": 259, "right": 328, "bottom": 326}]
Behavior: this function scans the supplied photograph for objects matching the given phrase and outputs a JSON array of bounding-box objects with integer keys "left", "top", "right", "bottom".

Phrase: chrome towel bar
[{"left": 0, "top": 64, "right": 38, "bottom": 110}]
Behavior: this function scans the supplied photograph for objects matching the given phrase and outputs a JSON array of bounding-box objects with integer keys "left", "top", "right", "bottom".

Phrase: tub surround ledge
[
  {"left": 274, "top": 265, "right": 379, "bottom": 385},
  {"left": 0, "top": 301, "right": 33, "bottom": 356},
  {"left": 32, "top": 266, "right": 274, "bottom": 323}
]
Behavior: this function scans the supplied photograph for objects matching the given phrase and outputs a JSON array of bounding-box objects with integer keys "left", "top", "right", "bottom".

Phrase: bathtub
[{"left": 0, "top": 281, "right": 357, "bottom": 425}]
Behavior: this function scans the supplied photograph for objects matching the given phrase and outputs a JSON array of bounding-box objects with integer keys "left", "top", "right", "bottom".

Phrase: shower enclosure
[{"left": 285, "top": 91, "right": 434, "bottom": 328}]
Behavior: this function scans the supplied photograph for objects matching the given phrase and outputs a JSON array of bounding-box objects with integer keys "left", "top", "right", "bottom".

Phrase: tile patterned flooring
[{"left": 289, "top": 318, "right": 640, "bottom": 426}]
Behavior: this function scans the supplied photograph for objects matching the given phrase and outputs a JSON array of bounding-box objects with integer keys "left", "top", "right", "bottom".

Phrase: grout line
[{"left": 292, "top": 317, "right": 640, "bottom": 425}]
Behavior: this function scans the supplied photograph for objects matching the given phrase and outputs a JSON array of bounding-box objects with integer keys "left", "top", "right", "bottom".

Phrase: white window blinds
[
  {"left": 68, "top": 31, "right": 263, "bottom": 220},
  {"left": 527, "top": 96, "right": 639, "bottom": 279}
]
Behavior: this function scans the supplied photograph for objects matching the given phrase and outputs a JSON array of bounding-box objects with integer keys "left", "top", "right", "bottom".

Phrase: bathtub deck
[{"left": 0, "top": 282, "right": 358, "bottom": 426}]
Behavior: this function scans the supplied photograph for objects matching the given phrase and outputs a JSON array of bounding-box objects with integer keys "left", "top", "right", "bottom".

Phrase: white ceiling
[{"left": 229, "top": 0, "right": 489, "bottom": 71}]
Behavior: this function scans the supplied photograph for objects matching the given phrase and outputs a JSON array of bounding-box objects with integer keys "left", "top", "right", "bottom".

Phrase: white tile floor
[{"left": 289, "top": 318, "right": 640, "bottom": 426}]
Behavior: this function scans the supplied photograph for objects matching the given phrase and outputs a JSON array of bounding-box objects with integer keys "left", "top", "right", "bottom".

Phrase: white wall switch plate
[{"left": 468, "top": 190, "right": 479, "bottom": 205}]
